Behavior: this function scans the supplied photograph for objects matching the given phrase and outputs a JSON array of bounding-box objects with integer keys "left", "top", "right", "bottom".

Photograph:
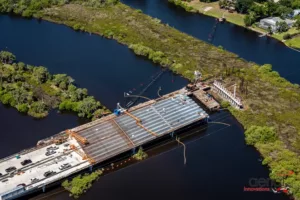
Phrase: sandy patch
[{"left": 204, "top": 6, "right": 213, "bottom": 12}]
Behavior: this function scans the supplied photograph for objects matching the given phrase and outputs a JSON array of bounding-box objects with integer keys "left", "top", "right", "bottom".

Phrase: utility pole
[
  {"left": 233, "top": 84, "right": 236, "bottom": 98},
  {"left": 194, "top": 70, "right": 202, "bottom": 83}
]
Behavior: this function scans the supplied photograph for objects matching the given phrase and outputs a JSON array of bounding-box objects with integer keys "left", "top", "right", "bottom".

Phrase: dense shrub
[
  {"left": 245, "top": 126, "right": 277, "bottom": 145},
  {"left": 0, "top": 51, "right": 109, "bottom": 119}
]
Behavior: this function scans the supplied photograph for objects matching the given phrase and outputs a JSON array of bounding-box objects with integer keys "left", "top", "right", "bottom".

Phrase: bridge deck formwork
[{"left": 78, "top": 94, "right": 208, "bottom": 163}]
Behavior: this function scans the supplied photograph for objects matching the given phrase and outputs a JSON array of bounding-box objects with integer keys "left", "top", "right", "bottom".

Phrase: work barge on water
[{"left": 0, "top": 85, "right": 215, "bottom": 200}]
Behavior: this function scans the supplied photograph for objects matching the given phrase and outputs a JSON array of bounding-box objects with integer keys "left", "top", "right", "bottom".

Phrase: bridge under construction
[{"left": 0, "top": 86, "right": 210, "bottom": 200}]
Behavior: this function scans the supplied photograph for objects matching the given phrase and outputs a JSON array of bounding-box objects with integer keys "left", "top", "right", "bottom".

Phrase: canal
[
  {"left": 122, "top": 0, "right": 300, "bottom": 84},
  {"left": 0, "top": 2, "right": 293, "bottom": 199}
]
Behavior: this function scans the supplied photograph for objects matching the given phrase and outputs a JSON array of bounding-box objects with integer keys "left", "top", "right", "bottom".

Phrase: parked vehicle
[
  {"left": 5, "top": 167, "right": 16, "bottom": 173},
  {"left": 2, "top": 179, "right": 8, "bottom": 183},
  {"left": 47, "top": 146, "right": 58, "bottom": 151},
  {"left": 44, "top": 171, "right": 56, "bottom": 178},
  {"left": 21, "top": 159, "right": 32, "bottom": 166},
  {"left": 17, "top": 183, "right": 26, "bottom": 187},
  {"left": 45, "top": 151, "right": 56, "bottom": 156},
  {"left": 63, "top": 143, "right": 69, "bottom": 147},
  {"left": 31, "top": 178, "right": 39, "bottom": 183},
  {"left": 59, "top": 163, "right": 71, "bottom": 170}
]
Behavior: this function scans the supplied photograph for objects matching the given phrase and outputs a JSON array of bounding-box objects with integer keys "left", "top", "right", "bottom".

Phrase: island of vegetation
[
  {"left": 169, "top": 0, "right": 300, "bottom": 49},
  {"left": 1, "top": 0, "right": 300, "bottom": 199},
  {"left": 0, "top": 51, "right": 109, "bottom": 119},
  {"left": 132, "top": 147, "right": 148, "bottom": 161},
  {"left": 62, "top": 170, "right": 102, "bottom": 198}
]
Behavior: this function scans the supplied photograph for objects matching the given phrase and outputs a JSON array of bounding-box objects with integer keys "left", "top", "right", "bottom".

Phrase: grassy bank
[
  {"left": 170, "top": 0, "right": 300, "bottom": 49},
  {"left": 41, "top": 3, "right": 248, "bottom": 81},
  {"left": 0, "top": 51, "right": 109, "bottom": 119},
  {"left": 38, "top": 2, "right": 300, "bottom": 198},
  {"left": 1, "top": 0, "right": 300, "bottom": 198}
]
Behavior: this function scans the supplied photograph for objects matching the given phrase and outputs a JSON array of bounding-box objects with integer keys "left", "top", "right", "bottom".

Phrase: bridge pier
[
  {"left": 170, "top": 131, "right": 174, "bottom": 138},
  {"left": 89, "top": 165, "right": 93, "bottom": 172},
  {"left": 132, "top": 147, "right": 136, "bottom": 155},
  {"left": 42, "top": 184, "right": 46, "bottom": 193}
]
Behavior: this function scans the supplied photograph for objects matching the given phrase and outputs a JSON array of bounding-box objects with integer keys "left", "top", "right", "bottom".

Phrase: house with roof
[
  {"left": 292, "top": 9, "right": 300, "bottom": 17},
  {"left": 259, "top": 17, "right": 295, "bottom": 32}
]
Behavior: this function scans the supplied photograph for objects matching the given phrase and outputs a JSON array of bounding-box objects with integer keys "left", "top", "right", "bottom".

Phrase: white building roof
[
  {"left": 260, "top": 17, "right": 295, "bottom": 26},
  {"left": 260, "top": 17, "right": 282, "bottom": 26}
]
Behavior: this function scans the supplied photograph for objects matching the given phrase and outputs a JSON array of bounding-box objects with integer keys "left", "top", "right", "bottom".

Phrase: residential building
[{"left": 259, "top": 17, "right": 295, "bottom": 32}]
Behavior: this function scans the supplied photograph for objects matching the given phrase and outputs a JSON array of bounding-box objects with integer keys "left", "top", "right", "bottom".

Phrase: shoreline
[
  {"left": 1, "top": 1, "right": 300, "bottom": 199},
  {"left": 169, "top": 0, "right": 300, "bottom": 50}
]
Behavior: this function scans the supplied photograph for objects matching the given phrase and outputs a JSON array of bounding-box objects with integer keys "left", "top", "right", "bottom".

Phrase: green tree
[
  {"left": 17, "top": 103, "right": 29, "bottom": 113},
  {"left": 245, "top": 126, "right": 277, "bottom": 145},
  {"left": 276, "top": 21, "right": 289, "bottom": 33},
  {"left": 279, "top": 0, "right": 292, "bottom": 8},
  {"left": 62, "top": 170, "right": 102, "bottom": 198},
  {"left": 275, "top": 5, "right": 293, "bottom": 18},
  {"left": 244, "top": 11, "right": 257, "bottom": 26},
  {"left": 52, "top": 74, "right": 74, "bottom": 86},
  {"left": 294, "top": 18, "right": 300, "bottom": 30},
  {"left": 77, "top": 97, "right": 100, "bottom": 118},
  {"left": 267, "top": 26, "right": 273, "bottom": 34},
  {"left": 0, "top": 51, "right": 16, "bottom": 64},
  {"left": 265, "top": 1, "right": 279, "bottom": 16},
  {"left": 33, "top": 66, "right": 49, "bottom": 83},
  {"left": 28, "top": 101, "right": 48, "bottom": 118},
  {"left": 235, "top": 0, "right": 254, "bottom": 14}
]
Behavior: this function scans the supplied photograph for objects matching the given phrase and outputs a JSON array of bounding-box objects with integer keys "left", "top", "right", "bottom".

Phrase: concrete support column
[
  {"left": 170, "top": 131, "right": 174, "bottom": 138},
  {"left": 89, "top": 165, "right": 93, "bottom": 172},
  {"left": 42, "top": 184, "right": 46, "bottom": 193},
  {"left": 132, "top": 147, "right": 136, "bottom": 155}
]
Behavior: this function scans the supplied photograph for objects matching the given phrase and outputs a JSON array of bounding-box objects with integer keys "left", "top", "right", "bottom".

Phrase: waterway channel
[
  {"left": 0, "top": 3, "right": 292, "bottom": 200},
  {"left": 122, "top": 0, "right": 300, "bottom": 84}
]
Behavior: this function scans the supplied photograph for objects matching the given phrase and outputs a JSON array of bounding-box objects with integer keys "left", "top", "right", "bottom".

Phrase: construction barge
[{"left": 0, "top": 85, "right": 214, "bottom": 200}]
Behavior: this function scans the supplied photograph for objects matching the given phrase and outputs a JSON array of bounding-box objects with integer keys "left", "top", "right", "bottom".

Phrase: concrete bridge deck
[
  {"left": 0, "top": 138, "right": 89, "bottom": 199},
  {"left": 0, "top": 91, "right": 209, "bottom": 200}
]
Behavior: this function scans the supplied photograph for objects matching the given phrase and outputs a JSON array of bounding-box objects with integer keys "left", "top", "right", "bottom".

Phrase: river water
[
  {"left": 0, "top": 1, "right": 294, "bottom": 199},
  {"left": 122, "top": 0, "right": 300, "bottom": 84}
]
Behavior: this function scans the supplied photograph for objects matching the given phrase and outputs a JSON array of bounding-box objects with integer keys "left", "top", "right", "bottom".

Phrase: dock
[
  {"left": 0, "top": 89, "right": 209, "bottom": 200},
  {"left": 193, "top": 90, "right": 220, "bottom": 111},
  {"left": 186, "top": 83, "right": 220, "bottom": 111}
]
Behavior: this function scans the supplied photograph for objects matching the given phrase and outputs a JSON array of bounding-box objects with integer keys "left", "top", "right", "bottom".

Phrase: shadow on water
[
  {"left": 0, "top": 10, "right": 290, "bottom": 200},
  {"left": 29, "top": 112, "right": 289, "bottom": 200},
  {"left": 122, "top": 0, "right": 300, "bottom": 83}
]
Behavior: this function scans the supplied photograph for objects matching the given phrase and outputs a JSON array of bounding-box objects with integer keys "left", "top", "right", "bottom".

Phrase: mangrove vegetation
[
  {"left": 39, "top": 3, "right": 300, "bottom": 198},
  {"left": 62, "top": 170, "right": 102, "bottom": 198},
  {"left": 1, "top": 0, "right": 300, "bottom": 199},
  {"left": 0, "top": 51, "right": 109, "bottom": 119},
  {"left": 132, "top": 147, "right": 148, "bottom": 161}
]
